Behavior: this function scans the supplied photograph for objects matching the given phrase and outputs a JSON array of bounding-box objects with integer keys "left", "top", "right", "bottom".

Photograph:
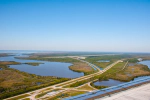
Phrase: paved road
[{"left": 5, "top": 60, "right": 122, "bottom": 100}]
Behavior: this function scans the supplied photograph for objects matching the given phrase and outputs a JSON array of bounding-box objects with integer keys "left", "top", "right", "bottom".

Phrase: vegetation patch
[
  {"left": 17, "top": 57, "right": 79, "bottom": 63},
  {"left": 85, "top": 55, "right": 131, "bottom": 68},
  {"left": 98, "top": 62, "right": 150, "bottom": 81},
  {"left": 90, "top": 82, "right": 108, "bottom": 89},
  {"left": 24, "top": 62, "right": 44, "bottom": 66},
  {"left": 0, "top": 61, "right": 20, "bottom": 65},
  {"left": 66, "top": 77, "right": 94, "bottom": 87},
  {"left": 76, "top": 83, "right": 96, "bottom": 91},
  {"left": 22, "top": 98, "right": 30, "bottom": 100},
  {"left": 69, "top": 62, "right": 95, "bottom": 75},
  {"left": 6, "top": 94, "right": 30, "bottom": 100},
  {"left": 125, "top": 58, "right": 139, "bottom": 63}
]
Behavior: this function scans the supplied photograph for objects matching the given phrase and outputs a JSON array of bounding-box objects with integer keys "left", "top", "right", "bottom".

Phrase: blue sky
[{"left": 0, "top": 0, "right": 150, "bottom": 52}]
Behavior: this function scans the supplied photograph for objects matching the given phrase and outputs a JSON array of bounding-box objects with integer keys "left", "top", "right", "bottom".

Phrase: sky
[{"left": 0, "top": 0, "right": 150, "bottom": 52}]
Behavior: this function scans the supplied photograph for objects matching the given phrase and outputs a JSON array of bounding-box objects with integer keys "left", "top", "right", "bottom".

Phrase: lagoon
[{"left": 0, "top": 54, "right": 84, "bottom": 78}]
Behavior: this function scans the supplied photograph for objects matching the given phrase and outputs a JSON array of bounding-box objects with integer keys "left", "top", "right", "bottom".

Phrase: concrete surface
[{"left": 97, "top": 83, "right": 150, "bottom": 100}]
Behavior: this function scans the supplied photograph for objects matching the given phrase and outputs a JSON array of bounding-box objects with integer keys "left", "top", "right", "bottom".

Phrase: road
[{"left": 5, "top": 59, "right": 122, "bottom": 100}]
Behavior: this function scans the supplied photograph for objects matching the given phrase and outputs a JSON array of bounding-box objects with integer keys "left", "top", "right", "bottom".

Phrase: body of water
[
  {"left": 94, "top": 79, "right": 125, "bottom": 86},
  {"left": 97, "top": 60, "right": 110, "bottom": 62},
  {"left": 94, "top": 76, "right": 150, "bottom": 86},
  {"left": 139, "top": 60, "right": 150, "bottom": 69},
  {"left": 0, "top": 52, "right": 84, "bottom": 78}
]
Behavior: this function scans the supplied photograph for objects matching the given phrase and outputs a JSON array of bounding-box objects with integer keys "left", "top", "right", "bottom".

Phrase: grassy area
[
  {"left": 35, "top": 91, "right": 49, "bottom": 98},
  {"left": 35, "top": 89, "right": 62, "bottom": 98},
  {"left": 76, "top": 83, "right": 96, "bottom": 91},
  {"left": 24, "top": 62, "right": 44, "bottom": 66},
  {"left": 90, "top": 83, "right": 108, "bottom": 89},
  {"left": 125, "top": 58, "right": 139, "bottom": 63},
  {"left": 85, "top": 55, "right": 131, "bottom": 68},
  {"left": 6, "top": 94, "right": 30, "bottom": 100},
  {"left": 104, "top": 64, "right": 150, "bottom": 82},
  {"left": 47, "top": 90, "right": 86, "bottom": 100},
  {"left": 0, "top": 62, "right": 69, "bottom": 99},
  {"left": 41, "top": 87, "right": 52, "bottom": 92},
  {"left": 0, "top": 61, "right": 20, "bottom": 65},
  {"left": 65, "top": 77, "right": 94, "bottom": 88},
  {"left": 98, "top": 62, "right": 127, "bottom": 81},
  {"left": 27, "top": 52, "right": 113, "bottom": 57},
  {"left": 17, "top": 57, "right": 80, "bottom": 63},
  {"left": 69, "top": 62, "right": 95, "bottom": 75},
  {"left": 22, "top": 98, "right": 30, "bottom": 100}
]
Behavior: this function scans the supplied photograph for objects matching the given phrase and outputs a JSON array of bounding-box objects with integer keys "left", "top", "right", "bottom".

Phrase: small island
[{"left": 24, "top": 62, "right": 44, "bottom": 66}]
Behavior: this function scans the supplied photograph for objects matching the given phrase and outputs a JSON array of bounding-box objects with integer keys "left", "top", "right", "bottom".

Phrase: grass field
[
  {"left": 0, "top": 61, "right": 20, "bottom": 65},
  {"left": 76, "top": 83, "right": 96, "bottom": 91},
  {"left": 6, "top": 94, "right": 30, "bottom": 100},
  {"left": 69, "top": 62, "right": 95, "bottom": 75}
]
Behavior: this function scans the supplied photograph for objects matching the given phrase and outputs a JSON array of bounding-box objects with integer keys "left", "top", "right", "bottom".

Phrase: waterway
[
  {"left": 94, "top": 76, "right": 150, "bottom": 86},
  {"left": 0, "top": 51, "right": 84, "bottom": 78}
]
